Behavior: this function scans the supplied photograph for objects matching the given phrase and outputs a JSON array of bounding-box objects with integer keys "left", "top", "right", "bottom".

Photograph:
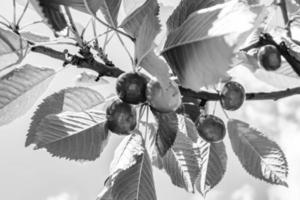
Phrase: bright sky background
[{"left": 1, "top": 1, "right": 300, "bottom": 200}]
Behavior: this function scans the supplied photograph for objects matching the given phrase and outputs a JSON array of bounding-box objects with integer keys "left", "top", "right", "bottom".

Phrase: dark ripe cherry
[
  {"left": 116, "top": 72, "right": 148, "bottom": 104},
  {"left": 196, "top": 115, "right": 226, "bottom": 143},
  {"left": 106, "top": 99, "right": 137, "bottom": 135},
  {"left": 258, "top": 45, "right": 281, "bottom": 71},
  {"left": 220, "top": 81, "right": 245, "bottom": 111}
]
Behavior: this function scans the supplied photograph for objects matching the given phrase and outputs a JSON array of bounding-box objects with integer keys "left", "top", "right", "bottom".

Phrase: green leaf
[
  {"left": 139, "top": 51, "right": 170, "bottom": 86},
  {"left": 30, "top": 0, "right": 104, "bottom": 31},
  {"left": 105, "top": 133, "right": 157, "bottom": 200},
  {"left": 196, "top": 142, "right": 227, "bottom": 196},
  {"left": 227, "top": 119, "right": 288, "bottom": 187},
  {"left": 166, "top": 0, "right": 223, "bottom": 33},
  {"left": 152, "top": 110, "right": 178, "bottom": 157},
  {"left": 20, "top": 31, "right": 50, "bottom": 43},
  {"left": 26, "top": 87, "right": 104, "bottom": 146},
  {"left": 0, "top": 64, "right": 54, "bottom": 126},
  {"left": 34, "top": 110, "right": 109, "bottom": 161},
  {"left": 162, "top": 1, "right": 266, "bottom": 90},
  {"left": 30, "top": 0, "right": 68, "bottom": 31},
  {"left": 98, "top": 0, "right": 122, "bottom": 27},
  {"left": 135, "top": 12, "right": 161, "bottom": 65},
  {"left": 0, "top": 28, "right": 28, "bottom": 69},
  {"left": 162, "top": 131, "right": 201, "bottom": 192},
  {"left": 120, "top": 0, "right": 159, "bottom": 38},
  {"left": 179, "top": 116, "right": 227, "bottom": 196}
]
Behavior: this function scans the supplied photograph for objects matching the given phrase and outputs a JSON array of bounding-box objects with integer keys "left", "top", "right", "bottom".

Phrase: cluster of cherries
[
  {"left": 105, "top": 72, "right": 178, "bottom": 135},
  {"left": 105, "top": 70, "right": 248, "bottom": 144}
]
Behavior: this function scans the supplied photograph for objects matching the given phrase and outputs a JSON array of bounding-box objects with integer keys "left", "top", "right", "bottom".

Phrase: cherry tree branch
[
  {"left": 31, "top": 46, "right": 124, "bottom": 77},
  {"left": 31, "top": 45, "right": 300, "bottom": 102},
  {"left": 179, "top": 86, "right": 300, "bottom": 101}
]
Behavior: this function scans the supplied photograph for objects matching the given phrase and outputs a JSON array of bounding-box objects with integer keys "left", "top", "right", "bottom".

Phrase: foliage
[{"left": 2, "top": 0, "right": 300, "bottom": 199}]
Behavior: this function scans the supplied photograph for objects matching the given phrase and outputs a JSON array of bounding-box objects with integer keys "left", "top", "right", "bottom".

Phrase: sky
[{"left": 1, "top": 1, "right": 300, "bottom": 200}]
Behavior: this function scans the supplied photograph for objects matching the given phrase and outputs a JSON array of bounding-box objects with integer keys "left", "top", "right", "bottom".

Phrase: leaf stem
[{"left": 16, "top": 0, "right": 29, "bottom": 27}]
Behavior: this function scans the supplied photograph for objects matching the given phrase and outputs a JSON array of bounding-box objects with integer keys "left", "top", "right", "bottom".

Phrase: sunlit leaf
[
  {"left": 196, "top": 142, "right": 227, "bottom": 196},
  {"left": 0, "top": 64, "right": 54, "bottom": 126},
  {"left": 34, "top": 110, "right": 109, "bottom": 161},
  {"left": 228, "top": 119, "right": 288, "bottom": 187},
  {"left": 26, "top": 87, "right": 104, "bottom": 146},
  {"left": 0, "top": 28, "right": 28, "bottom": 69},
  {"left": 162, "top": 131, "right": 200, "bottom": 192},
  {"left": 121, "top": 0, "right": 159, "bottom": 38},
  {"left": 99, "top": 0, "right": 122, "bottom": 26},
  {"left": 106, "top": 133, "right": 157, "bottom": 200},
  {"left": 135, "top": 11, "right": 161, "bottom": 65},
  {"left": 162, "top": 1, "right": 266, "bottom": 90},
  {"left": 166, "top": 0, "right": 223, "bottom": 33}
]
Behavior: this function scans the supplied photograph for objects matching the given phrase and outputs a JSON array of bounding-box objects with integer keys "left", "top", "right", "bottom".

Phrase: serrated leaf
[
  {"left": 135, "top": 12, "right": 161, "bottom": 65},
  {"left": 30, "top": 0, "right": 68, "bottom": 31},
  {"left": 99, "top": 0, "right": 122, "bottom": 27},
  {"left": 120, "top": 0, "right": 159, "bottom": 38},
  {"left": 196, "top": 142, "right": 227, "bottom": 196},
  {"left": 111, "top": 151, "right": 157, "bottom": 200},
  {"left": 34, "top": 110, "right": 109, "bottom": 160},
  {"left": 0, "top": 64, "right": 54, "bottom": 126},
  {"left": 0, "top": 28, "right": 28, "bottom": 69},
  {"left": 20, "top": 31, "right": 50, "bottom": 43},
  {"left": 152, "top": 110, "right": 178, "bottom": 157},
  {"left": 166, "top": 0, "right": 223, "bottom": 33},
  {"left": 26, "top": 87, "right": 105, "bottom": 146},
  {"left": 227, "top": 119, "right": 288, "bottom": 187},
  {"left": 110, "top": 132, "right": 145, "bottom": 172},
  {"left": 162, "top": 1, "right": 266, "bottom": 90},
  {"left": 30, "top": 0, "right": 103, "bottom": 31},
  {"left": 162, "top": 131, "right": 201, "bottom": 192},
  {"left": 106, "top": 133, "right": 157, "bottom": 200}
]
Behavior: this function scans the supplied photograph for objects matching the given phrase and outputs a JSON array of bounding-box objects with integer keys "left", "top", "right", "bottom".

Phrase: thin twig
[
  {"left": 20, "top": 20, "right": 44, "bottom": 30},
  {"left": 278, "top": 0, "right": 291, "bottom": 37},
  {"left": 82, "top": 0, "right": 134, "bottom": 41},
  {"left": 64, "top": 7, "right": 84, "bottom": 47},
  {"left": 16, "top": 0, "right": 29, "bottom": 27},
  {"left": 13, "top": 0, "right": 16, "bottom": 26}
]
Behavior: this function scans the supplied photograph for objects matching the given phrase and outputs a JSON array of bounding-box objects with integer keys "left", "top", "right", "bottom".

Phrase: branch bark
[{"left": 31, "top": 45, "right": 300, "bottom": 102}]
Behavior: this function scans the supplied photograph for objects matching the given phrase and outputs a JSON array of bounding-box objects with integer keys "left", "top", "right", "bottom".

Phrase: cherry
[
  {"left": 195, "top": 115, "right": 226, "bottom": 143},
  {"left": 146, "top": 78, "right": 181, "bottom": 113},
  {"left": 106, "top": 99, "right": 137, "bottom": 135},
  {"left": 257, "top": 45, "right": 281, "bottom": 71},
  {"left": 220, "top": 81, "right": 245, "bottom": 111},
  {"left": 116, "top": 72, "right": 148, "bottom": 104}
]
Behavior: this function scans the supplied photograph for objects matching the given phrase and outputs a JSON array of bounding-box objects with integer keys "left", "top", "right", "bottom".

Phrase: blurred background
[{"left": 0, "top": 0, "right": 300, "bottom": 200}]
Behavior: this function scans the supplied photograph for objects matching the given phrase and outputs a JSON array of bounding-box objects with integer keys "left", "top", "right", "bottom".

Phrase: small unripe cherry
[
  {"left": 258, "top": 45, "right": 281, "bottom": 71},
  {"left": 195, "top": 115, "right": 226, "bottom": 143},
  {"left": 146, "top": 78, "right": 181, "bottom": 113},
  {"left": 106, "top": 99, "right": 137, "bottom": 135},
  {"left": 220, "top": 81, "right": 245, "bottom": 111},
  {"left": 116, "top": 72, "right": 148, "bottom": 104}
]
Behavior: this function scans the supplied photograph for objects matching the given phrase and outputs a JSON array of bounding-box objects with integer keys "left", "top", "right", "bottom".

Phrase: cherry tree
[{"left": 1, "top": 0, "right": 300, "bottom": 199}]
